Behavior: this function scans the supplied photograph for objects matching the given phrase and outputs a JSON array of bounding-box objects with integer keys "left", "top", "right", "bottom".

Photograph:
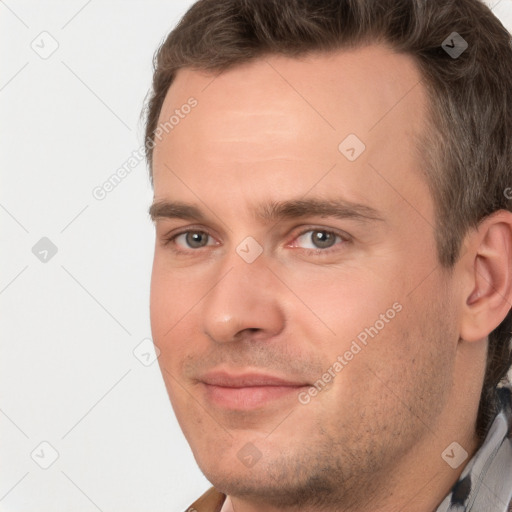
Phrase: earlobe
[{"left": 460, "top": 211, "right": 512, "bottom": 343}]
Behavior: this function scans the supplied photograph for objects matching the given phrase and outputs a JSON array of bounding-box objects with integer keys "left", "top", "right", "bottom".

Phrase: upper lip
[{"left": 200, "top": 371, "right": 309, "bottom": 388}]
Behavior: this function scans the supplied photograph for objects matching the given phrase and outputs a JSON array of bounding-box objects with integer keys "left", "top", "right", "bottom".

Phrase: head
[{"left": 145, "top": 0, "right": 512, "bottom": 508}]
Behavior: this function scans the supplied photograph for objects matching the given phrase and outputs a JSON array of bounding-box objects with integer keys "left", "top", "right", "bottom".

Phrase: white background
[{"left": 1, "top": 1, "right": 512, "bottom": 511}]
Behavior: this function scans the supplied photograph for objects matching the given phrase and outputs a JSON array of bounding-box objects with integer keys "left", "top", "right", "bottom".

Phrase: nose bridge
[{"left": 201, "top": 249, "right": 285, "bottom": 343}]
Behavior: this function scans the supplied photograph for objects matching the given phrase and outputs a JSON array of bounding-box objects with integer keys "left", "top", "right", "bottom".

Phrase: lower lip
[{"left": 202, "top": 383, "right": 307, "bottom": 410}]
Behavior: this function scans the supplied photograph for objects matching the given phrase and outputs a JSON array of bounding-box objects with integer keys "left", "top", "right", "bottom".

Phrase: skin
[{"left": 149, "top": 45, "right": 512, "bottom": 511}]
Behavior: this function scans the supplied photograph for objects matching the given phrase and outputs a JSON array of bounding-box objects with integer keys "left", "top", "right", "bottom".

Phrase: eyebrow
[{"left": 148, "top": 197, "right": 384, "bottom": 224}]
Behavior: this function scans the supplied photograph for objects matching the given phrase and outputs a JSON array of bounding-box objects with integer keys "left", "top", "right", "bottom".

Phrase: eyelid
[
  {"left": 161, "top": 225, "right": 219, "bottom": 248},
  {"left": 287, "top": 226, "right": 351, "bottom": 247},
  {"left": 175, "top": 232, "right": 217, "bottom": 249}
]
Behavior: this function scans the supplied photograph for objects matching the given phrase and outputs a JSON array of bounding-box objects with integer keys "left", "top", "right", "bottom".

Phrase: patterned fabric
[
  {"left": 436, "top": 384, "right": 512, "bottom": 512},
  {"left": 187, "top": 384, "right": 512, "bottom": 512}
]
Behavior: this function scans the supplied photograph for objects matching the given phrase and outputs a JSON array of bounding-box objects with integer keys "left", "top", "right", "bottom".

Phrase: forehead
[{"left": 152, "top": 45, "right": 431, "bottom": 223}]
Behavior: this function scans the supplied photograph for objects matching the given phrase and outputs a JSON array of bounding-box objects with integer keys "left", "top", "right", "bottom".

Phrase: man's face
[{"left": 150, "top": 46, "right": 460, "bottom": 507}]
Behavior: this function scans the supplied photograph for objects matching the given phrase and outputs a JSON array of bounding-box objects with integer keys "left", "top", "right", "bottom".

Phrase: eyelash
[{"left": 162, "top": 226, "right": 350, "bottom": 256}]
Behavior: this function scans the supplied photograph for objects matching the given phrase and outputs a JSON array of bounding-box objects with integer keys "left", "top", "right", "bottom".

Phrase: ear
[{"left": 459, "top": 210, "right": 512, "bottom": 342}]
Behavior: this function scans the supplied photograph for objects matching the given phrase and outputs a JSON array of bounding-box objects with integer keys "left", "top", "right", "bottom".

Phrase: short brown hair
[{"left": 144, "top": 0, "right": 512, "bottom": 440}]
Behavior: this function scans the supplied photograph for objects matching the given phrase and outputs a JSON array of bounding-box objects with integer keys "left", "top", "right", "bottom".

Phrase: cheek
[
  {"left": 283, "top": 266, "right": 400, "bottom": 347},
  {"left": 149, "top": 257, "right": 195, "bottom": 331},
  {"left": 150, "top": 261, "right": 208, "bottom": 373},
  {"left": 150, "top": 263, "right": 187, "bottom": 363},
  {"left": 149, "top": 262, "right": 171, "bottom": 336}
]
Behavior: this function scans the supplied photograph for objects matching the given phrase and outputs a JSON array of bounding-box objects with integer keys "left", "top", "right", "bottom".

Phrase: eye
[
  {"left": 292, "top": 229, "right": 345, "bottom": 250},
  {"left": 171, "top": 230, "right": 216, "bottom": 249}
]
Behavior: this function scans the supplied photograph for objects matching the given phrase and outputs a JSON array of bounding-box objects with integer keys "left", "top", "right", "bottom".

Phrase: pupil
[
  {"left": 187, "top": 232, "right": 207, "bottom": 248},
  {"left": 312, "top": 231, "right": 335, "bottom": 249}
]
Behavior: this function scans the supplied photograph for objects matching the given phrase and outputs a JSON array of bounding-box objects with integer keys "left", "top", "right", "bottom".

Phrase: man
[{"left": 145, "top": 0, "right": 512, "bottom": 510}]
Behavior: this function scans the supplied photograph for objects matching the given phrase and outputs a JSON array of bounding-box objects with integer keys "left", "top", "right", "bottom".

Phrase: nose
[{"left": 201, "top": 256, "right": 286, "bottom": 344}]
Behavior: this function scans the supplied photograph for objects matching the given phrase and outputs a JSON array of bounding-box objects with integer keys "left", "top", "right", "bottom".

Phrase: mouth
[{"left": 199, "top": 371, "right": 311, "bottom": 410}]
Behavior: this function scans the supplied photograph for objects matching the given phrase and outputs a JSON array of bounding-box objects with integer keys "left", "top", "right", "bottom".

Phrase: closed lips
[{"left": 200, "top": 372, "right": 310, "bottom": 388}]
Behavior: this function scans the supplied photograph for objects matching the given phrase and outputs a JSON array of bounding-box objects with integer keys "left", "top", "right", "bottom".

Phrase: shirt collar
[{"left": 436, "top": 383, "right": 512, "bottom": 512}]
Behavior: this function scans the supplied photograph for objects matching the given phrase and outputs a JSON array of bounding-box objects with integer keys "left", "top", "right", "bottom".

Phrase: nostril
[{"left": 234, "top": 327, "right": 262, "bottom": 340}]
